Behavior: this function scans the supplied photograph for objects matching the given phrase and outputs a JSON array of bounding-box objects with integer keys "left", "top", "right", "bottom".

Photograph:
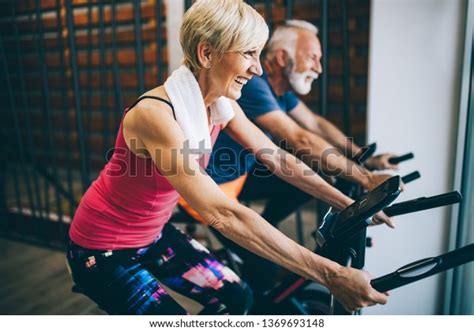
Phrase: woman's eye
[{"left": 244, "top": 51, "right": 255, "bottom": 58}]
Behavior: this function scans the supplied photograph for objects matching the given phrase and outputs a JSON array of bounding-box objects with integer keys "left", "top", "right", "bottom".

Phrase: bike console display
[{"left": 317, "top": 176, "right": 402, "bottom": 247}]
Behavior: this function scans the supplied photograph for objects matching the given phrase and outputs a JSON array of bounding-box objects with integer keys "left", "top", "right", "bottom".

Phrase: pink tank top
[{"left": 69, "top": 100, "right": 221, "bottom": 250}]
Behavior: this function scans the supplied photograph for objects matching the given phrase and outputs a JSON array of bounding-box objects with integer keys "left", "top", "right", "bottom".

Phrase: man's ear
[
  {"left": 274, "top": 49, "right": 290, "bottom": 68},
  {"left": 197, "top": 42, "right": 213, "bottom": 68}
]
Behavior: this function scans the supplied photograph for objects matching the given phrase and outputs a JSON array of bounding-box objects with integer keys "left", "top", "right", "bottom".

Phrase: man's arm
[
  {"left": 123, "top": 102, "right": 388, "bottom": 312},
  {"left": 252, "top": 107, "right": 390, "bottom": 191},
  {"left": 289, "top": 101, "right": 400, "bottom": 171},
  {"left": 225, "top": 101, "right": 353, "bottom": 210},
  {"left": 225, "top": 101, "right": 394, "bottom": 228},
  {"left": 289, "top": 101, "right": 361, "bottom": 157}
]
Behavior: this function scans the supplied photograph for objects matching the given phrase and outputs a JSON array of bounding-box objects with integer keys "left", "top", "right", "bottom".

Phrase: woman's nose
[{"left": 250, "top": 59, "right": 263, "bottom": 76}]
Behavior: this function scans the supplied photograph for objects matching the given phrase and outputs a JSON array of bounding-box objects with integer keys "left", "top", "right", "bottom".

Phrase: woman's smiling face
[{"left": 207, "top": 48, "right": 263, "bottom": 100}]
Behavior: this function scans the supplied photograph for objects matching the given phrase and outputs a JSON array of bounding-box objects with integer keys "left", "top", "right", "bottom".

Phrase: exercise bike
[
  {"left": 247, "top": 146, "right": 421, "bottom": 314},
  {"left": 315, "top": 176, "right": 471, "bottom": 314}
]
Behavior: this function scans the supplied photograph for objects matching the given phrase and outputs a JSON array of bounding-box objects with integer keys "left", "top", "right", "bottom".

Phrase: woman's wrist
[
  {"left": 329, "top": 194, "right": 353, "bottom": 211},
  {"left": 339, "top": 195, "right": 354, "bottom": 210},
  {"left": 313, "top": 180, "right": 353, "bottom": 210},
  {"left": 317, "top": 258, "right": 344, "bottom": 288}
]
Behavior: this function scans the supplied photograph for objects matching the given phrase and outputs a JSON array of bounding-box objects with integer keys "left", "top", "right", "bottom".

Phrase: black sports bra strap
[{"left": 128, "top": 96, "right": 176, "bottom": 120}]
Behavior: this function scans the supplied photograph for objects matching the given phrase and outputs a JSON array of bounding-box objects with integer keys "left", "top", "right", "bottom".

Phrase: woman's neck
[{"left": 195, "top": 69, "right": 220, "bottom": 108}]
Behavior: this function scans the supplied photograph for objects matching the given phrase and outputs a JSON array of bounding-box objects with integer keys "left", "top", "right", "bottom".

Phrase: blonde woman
[{"left": 67, "top": 0, "right": 390, "bottom": 314}]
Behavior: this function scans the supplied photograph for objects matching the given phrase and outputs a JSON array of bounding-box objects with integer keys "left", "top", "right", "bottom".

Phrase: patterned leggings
[{"left": 66, "top": 223, "right": 253, "bottom": 315}]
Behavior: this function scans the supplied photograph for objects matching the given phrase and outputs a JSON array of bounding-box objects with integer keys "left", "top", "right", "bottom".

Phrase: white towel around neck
[{"left": 164, "top": 65, "right": 235, "bottom": 157}]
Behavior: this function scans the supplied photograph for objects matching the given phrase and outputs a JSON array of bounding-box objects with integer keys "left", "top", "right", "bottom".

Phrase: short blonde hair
[{"left": 180, "top": 0, "right": 269, "bottom": 72}]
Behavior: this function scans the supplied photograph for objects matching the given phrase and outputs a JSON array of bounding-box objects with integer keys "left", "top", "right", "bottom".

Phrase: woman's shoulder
[
  {"left": 123, "top": 86, "right": 180, "bottom": 140},
  {"left": 134, "top": 86, "right": 173, "bottom": 113},
  {"left": 125, "top": 86, "right": 174, "bottom": 122}
]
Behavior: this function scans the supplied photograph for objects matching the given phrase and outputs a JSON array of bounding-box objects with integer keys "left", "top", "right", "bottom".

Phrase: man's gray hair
[{"left": 266, "top": 19, "right": 318, "bottom": 59}]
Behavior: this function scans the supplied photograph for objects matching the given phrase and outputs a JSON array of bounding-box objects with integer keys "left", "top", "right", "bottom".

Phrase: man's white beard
[{"left": 288, "top": 70, "right": 319, "bottom": 95}]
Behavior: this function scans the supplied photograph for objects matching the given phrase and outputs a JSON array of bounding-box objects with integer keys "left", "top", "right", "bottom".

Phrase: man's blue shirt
[{"left": 206, "top": 72, "right": 299, "bottom": 184}]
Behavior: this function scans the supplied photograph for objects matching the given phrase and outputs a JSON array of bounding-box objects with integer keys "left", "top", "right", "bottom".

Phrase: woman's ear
[{"left": 197, "top": 42, "right": 213, "bottom": 69}]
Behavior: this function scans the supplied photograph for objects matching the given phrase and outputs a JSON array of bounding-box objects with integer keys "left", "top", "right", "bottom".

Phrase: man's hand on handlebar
[
  {"left": 364, "top": 173, "right": 405, "bottom": 192},
  {"left": 365, "top": 153, "right": 400, "bottom": 171},
  {"left": 327, "top": 266, "right": 389, "bottom": 313},
  {"left": 363, "top": 173, "right": 391, "bottom": 191}
]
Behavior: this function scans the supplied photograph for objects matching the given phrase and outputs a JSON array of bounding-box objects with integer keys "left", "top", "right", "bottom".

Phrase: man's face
[{"left": 285, "top": 31, "right": 323, "bottom": 95}]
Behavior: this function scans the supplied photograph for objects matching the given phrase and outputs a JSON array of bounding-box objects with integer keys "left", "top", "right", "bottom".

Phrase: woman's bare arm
[{"left": 123, "top": 102, "right": 388, "bottom": 312}]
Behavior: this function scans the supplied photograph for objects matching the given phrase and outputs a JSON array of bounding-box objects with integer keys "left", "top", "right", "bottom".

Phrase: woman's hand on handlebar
[
  {"left": 372, "top": 211, "right": 395, "bottom": 229},
  {"left": 365, "top": 153, "right": 399, "bottom": 171},
  {"left": 327, "top": 266, "right": 389, "bottom": 313}
]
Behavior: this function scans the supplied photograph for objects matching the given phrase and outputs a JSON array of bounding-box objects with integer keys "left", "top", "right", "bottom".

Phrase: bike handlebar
[
  {"left": 371, "top": 243, "right": 474, "bottom": 292},
  {"left": 383, "top": 191, "right": 462, "bottom": 217},
  {"left": 401, "top": 171, "right": 421, "bottom": 184},
  {"left": 389, "top": 153, "right": 414, "bottom": 164}
]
